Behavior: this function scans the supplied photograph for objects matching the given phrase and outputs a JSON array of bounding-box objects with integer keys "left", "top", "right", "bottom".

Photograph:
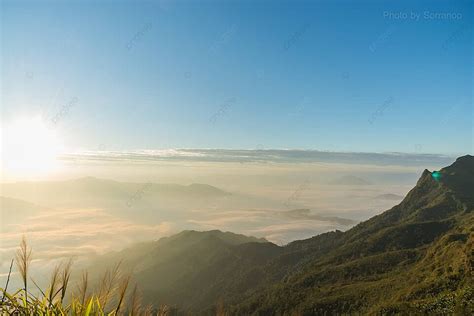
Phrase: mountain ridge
[
  {"left": 230, "top": 155, "right": 473, "bottom": 314},
  {"left": 87, "top": 155, "right": 474, "bottom": 314}
]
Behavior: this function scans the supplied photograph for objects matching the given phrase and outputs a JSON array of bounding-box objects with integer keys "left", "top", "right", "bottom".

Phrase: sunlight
[{"left": 1, "top": 117, "right": 63, "bottom": 176}]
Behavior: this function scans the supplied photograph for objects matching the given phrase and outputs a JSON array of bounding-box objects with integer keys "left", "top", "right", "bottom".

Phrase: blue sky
[{"left": 1, "top": 0, "right": 472, "bottom": 154}]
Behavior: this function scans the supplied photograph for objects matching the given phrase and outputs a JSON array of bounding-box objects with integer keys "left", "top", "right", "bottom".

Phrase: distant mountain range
[
  {"left": 328, "top": 175, "right": 372, "bottom": 185},
  {"left": 0, "top": 177, "right": 229, "bottom": 207},
  {"left": 90, "top": 155, "right": 474, "bottom": 314},
  {"left": 0, "top": 196, "right": 45, "bottom": 230},
  {"left": 374, "top": 193, "right": 404, "bottom": 200}
]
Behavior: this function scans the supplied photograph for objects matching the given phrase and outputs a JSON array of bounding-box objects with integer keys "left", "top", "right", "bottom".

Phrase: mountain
[
  {"left": 282, "top": 209, "right": 357, "bottom": 225},
  {"left": 328, "top": 175, "right": 372, "bottom": 185},
  {"left": 374, "top": 193, "right": 404, "bottom": 200},
  {"left": 92, "top": 155, "right": 474, "bottom": 314},
  {"left": 232, "top": 155, "right": 474, "bottom": 314},
  {"left": 0, "top": 196, "right": 45, "bottom": 230},
  {"left": 87, "top": 230, "right": 276, "bottom": 311},
  {"left": 0, "top": 177, "right": 229, "bottom": 207}
]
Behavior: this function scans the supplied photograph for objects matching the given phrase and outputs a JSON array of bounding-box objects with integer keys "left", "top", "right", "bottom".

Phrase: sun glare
[{"left": 1, "top": 117, "right": 63, "bottom": 177}]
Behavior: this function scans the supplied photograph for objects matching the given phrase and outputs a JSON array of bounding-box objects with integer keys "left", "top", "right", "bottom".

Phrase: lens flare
[{"left": 431, "top": 171, "right": 442, "bottom": 181}]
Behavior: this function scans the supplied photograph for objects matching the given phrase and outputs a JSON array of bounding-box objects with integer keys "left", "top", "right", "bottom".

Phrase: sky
[
  {"left": 1, "top": 0, "right": 472, "bottom": 286},
  {"left": 1, "top": 0, "right": 472, "bottom": 154}
]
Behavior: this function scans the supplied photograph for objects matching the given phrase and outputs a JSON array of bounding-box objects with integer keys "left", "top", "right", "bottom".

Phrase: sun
[{"left": 1, "top": 117, "right": 63, "bottom": 177}]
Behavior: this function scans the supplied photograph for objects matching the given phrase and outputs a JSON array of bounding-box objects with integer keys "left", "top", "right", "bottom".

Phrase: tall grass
[
  {"left": 0, "top": 238, "right": 185, "bottom": 315},
  {"left": 15, "top": 236, "right": 32, "bottom": 304}
]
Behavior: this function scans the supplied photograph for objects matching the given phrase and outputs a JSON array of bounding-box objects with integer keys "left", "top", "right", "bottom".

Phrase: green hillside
[
  {"left": 89, "top": 155, "right": 474, "bottom": 315},
  {"left": 232, "top": 155, "right": 474, "bottom": 315}
]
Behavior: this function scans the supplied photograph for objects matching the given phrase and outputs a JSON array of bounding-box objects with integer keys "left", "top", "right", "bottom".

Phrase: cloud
[
  {"left": 250, "top": 221, "right": 335, "bottom": 234},
  {"left": 61, "top": 149, "right": 455, "bottom": 167},
  {"left": 0, "top": 208, "right": 174, "bottom": 266},
  {"left": 185, "top": 208, "right": 356, "bottom": 245},
  {"left": 248, "top": 220, "right": 343, "bottom": 245}
]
